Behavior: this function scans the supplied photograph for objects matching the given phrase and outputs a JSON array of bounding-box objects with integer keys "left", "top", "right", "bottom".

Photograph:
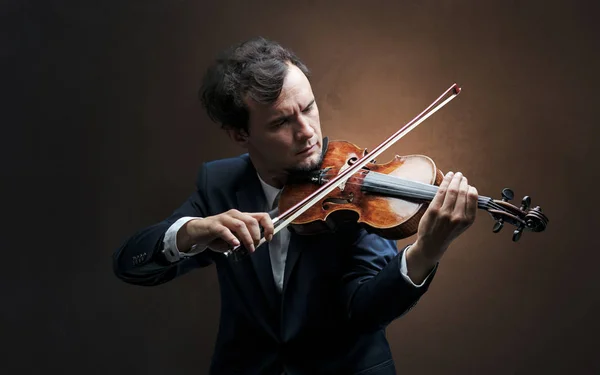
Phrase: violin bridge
[{"left": 337, "top": 162, "right": 354, "bottom": 191}]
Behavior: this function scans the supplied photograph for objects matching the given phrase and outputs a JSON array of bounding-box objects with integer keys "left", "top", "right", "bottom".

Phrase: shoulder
[
  {"left": 204, "top": 153, "right": 251, "bottom": 173},
  {"left": 195, "top": 153, "right": 253, "bottom": 189}
]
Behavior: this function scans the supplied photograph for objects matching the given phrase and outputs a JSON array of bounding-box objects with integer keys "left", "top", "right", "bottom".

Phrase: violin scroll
[{"left": 487, "top": 188, "right": 549, "bottom": 242}]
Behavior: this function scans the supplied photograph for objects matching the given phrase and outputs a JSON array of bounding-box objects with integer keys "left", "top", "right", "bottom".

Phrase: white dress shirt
[{"left": 162, "top": 173, "right": 430, "bottom": 292}]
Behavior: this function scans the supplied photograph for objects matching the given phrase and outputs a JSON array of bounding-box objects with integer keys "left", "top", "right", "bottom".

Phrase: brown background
[{"left": 4, "top": 0, "right": 599, "bottom": 374}]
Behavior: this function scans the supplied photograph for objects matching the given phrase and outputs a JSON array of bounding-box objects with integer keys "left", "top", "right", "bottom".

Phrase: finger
[
  {"left": 211, "top": 224, "right": 240, "bottom": 250},
  {"left": 224, "top": 217, "right": 256, "bottom": 253},
  {"left": 440, "top": 172, "right": 463, "bottom": 213},
  {"left": 429, "top": 171, "right": 454, "bottom": 210},
  {"left": 228, "top": 210, "right": 262, "bottom": 246},
  {"left": 208, "top": 237, "right": 237, "bottom": 252},
  {"left": 237, "top": 213, "right": 263, "bottom": 246},
  {"left": 250, "top": 213, "right": 275, "bottom": 242},
  {"left": 453, "top": 176, "right": 469, "bottom": 217},
  {"left": 466, "top": 186, "right": 478, "bottom": 221}
]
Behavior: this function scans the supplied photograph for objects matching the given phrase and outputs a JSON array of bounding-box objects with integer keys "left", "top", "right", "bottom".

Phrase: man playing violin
[{"left": 113, "top": 36, "right": 479, "bottom": 375}]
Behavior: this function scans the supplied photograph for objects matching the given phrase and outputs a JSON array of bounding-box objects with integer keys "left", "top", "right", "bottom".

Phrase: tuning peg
[
  {"left": 520, "top": 196, "right": 531, "bottom": 211},
  {"left": 512, "top": 229, "right": 522, "bottom": 241},
  {"left": 512, "top": 224, "right": 524, "bottom": 242},
  {"left": 501, "top": 188, "right": 514, "bottom": 202},
  {"left": 493, "top": 219, "right": 504, "bottom": 233}
]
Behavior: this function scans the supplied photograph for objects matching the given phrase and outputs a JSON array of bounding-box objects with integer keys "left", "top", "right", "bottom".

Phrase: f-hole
[
  {"left": 347, "top": 156, "right": 372, "bottom": 169},
  {"left": 323, "top": 192, "right": 354, "bottom": 210}
]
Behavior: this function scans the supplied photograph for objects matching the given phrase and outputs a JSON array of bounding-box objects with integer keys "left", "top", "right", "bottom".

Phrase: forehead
[
  {"left": 273, "top": 64, "right": 312, "bottom": 106},
  {"left": 245, "top": 64, "right": 313, "bottom": 121}
]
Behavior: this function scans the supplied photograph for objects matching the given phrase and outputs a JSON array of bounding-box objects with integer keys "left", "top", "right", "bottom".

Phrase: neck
[
  {"left": 361, "top": 171, "right": 492, "bottom": 210},
  {"left": 247, "top": 154, "right": 286, "bottom": 188},
  {"left": 255, "top": 168, "right": 288, "bottom": 189}
]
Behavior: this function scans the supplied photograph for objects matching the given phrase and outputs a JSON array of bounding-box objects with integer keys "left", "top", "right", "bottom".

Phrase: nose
[{"left": 294, "top": 115, "right": 315, "bottom": 141}]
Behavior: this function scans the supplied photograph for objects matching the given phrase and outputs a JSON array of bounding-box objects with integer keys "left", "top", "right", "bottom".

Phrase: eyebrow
[{"left": 268, "top": 99, "right": 315, "bottom": 126}]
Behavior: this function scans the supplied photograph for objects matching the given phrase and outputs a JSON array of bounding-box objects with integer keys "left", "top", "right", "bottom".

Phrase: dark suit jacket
[{"left": 113, "top": 153, "right": 437, "bottom": 375}]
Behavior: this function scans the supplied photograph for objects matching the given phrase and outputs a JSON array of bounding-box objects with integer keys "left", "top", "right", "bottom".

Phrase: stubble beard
[{"left": 285, "top": 149, "right": 325, "bottom": 175}]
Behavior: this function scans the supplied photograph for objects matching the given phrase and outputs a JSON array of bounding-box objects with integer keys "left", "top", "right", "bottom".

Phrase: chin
[{"left": 289, "top": 152, "right": 323, "bottom": 173}]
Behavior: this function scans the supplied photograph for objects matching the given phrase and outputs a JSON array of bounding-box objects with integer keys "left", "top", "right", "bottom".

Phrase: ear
[{"left": 225, "top": 126, "right": 250, "bottom": 148}]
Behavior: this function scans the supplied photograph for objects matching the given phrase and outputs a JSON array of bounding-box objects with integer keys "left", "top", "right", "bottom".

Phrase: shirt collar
[{"left": 256, "top": 172, "right": 282, "bottom": 209}]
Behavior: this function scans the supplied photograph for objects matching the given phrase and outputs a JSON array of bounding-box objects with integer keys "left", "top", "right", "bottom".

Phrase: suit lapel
[
  {"left": 280, "top": 137, "right": 329, "bottom": 295},
  {"left": 235, "top": 167, "right": 280, "bottom": 313}
]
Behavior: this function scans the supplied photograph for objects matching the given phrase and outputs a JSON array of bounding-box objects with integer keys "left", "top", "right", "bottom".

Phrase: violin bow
[{"left": 224, "top": 84, "right": 461, "bottom": 259}]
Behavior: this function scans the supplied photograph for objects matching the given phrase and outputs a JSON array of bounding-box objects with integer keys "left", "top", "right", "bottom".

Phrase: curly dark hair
[{"left": 199, "top": 36, "right": 311, "bottom": 133}]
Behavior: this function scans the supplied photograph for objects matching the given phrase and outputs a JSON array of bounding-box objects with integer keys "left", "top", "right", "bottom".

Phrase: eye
[
  {"left": 302, "top": 105, "right": 313, "bottom": 113},
  {"left": 272, "top": 118, "right": 287, "bottom": 128}
]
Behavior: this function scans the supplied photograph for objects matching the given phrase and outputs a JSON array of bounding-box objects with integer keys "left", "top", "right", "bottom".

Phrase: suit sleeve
[
  {"left": 112, "top": 163, "right": 215, "bottom": 287},
  {"left": 342, "top": 229, "right": 438, "bottom": 331}
]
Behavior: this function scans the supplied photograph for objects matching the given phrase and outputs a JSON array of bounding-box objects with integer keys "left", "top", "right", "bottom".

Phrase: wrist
[
  {"left": 404, "top": 239, "right": 439, "bottom": 286},
  {"left": 408, "top": 238, "right": 442, "bottom": 268},
  {"left": 177, "top": 219, "right": 203, "bottom": 252}
]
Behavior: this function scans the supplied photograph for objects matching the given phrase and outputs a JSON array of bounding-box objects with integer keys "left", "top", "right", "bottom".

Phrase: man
[{"left": 113, "top": 36, "right": 478, "bottom": 374}]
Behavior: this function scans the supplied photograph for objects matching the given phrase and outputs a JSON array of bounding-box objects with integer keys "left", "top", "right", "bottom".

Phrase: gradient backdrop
[{"left": 5, "top": 0, "right": 599, "bottom": 374}]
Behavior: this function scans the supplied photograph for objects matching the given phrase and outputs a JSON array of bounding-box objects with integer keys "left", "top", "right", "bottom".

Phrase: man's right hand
[{"left": 177, "top": 209, "right": 275, "bottom": 254}]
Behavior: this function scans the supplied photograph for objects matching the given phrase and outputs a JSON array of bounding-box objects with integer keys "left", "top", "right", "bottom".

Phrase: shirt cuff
[
  {"left": 400, "top": 244, "right": 434, "bottom": 288},
  {"left": 162, "top": 216, "right": 207, "bottom": 262}
]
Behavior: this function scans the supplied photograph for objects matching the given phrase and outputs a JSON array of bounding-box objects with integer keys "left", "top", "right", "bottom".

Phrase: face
[{"left": 231, "top": 63, "right": 323, "bottom": 187}]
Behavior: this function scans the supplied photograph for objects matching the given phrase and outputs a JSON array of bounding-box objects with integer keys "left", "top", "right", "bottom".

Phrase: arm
[
  {"left": 112, "top": 164, "right": 214, "bottom": 287},
  {"left": 112, "top": 162, "right": 275, "bottom": 287},
  {"left": 343, "top": 171, "right": 479, "bottom": 331},
  {"left": 112, "top": 195, "right": 214, "bottom": 287},
  {"left": 342, "top": 231, "right": 437, "bottom": 332}
]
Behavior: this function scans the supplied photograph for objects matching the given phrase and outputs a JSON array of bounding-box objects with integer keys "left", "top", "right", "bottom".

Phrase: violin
[
  {"left": 224, "top": 84, "right": 548, "bottom": 260},
  {"left": 278, "top": 137, "right": 548, "bottom": 241}
]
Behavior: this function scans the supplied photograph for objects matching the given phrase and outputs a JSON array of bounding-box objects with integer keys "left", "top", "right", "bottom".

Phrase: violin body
[{"left": 279, "top": 140, "right": 445, "bottom": 240}]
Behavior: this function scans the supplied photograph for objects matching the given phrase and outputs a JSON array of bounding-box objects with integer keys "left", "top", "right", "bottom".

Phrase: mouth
[{"left": 296, "top": 143, "right": 316, "bottom": 155}]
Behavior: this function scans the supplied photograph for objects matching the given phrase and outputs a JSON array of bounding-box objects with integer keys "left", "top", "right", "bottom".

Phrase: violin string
[
  {"left": 365, "top": 171, "right": 503, "bottom": 211},
  {"left": 363, "top": 172, "right": 497, "bottom": 209},
  {"left": 314, "top": 170, "right": 503, "bottom": 212},
  {"left": 321, "top": 175, "right": 434, "bottom": 201},
  {"left": 362, "top": 177, "right": 495, "bottom": 210},
  {"left": 344, "top": 178, "right": 501, "bottom": 212},
  {"left": 364, "top": 172, "right": 505, "bottom": 211},
  {"left": 319, "top": 174, "right": 486, "bottom": 207},
  {"left": 362, "top": 175, "right": 439, "bottom": 201},
  {"left": 358, "top": 181, "right": 495, "bottom": 211}
]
